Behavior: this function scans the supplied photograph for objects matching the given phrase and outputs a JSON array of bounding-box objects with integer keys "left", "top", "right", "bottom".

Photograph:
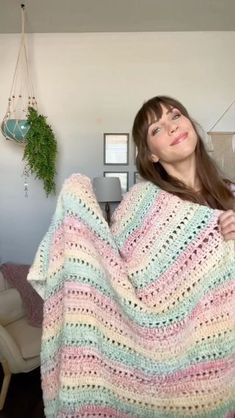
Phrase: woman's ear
[{"left": 150, "top": 153, "right": 159, "bottom": 163}]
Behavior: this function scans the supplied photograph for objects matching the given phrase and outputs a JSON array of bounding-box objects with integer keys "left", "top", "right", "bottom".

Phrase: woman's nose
[{"left": 168, "top": 122, "right": 178, "bottom": 134}]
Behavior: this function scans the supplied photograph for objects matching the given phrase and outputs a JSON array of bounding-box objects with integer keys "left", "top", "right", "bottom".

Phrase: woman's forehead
[{"left": 146, "top": 104, "right": 173, "bottom": 124}]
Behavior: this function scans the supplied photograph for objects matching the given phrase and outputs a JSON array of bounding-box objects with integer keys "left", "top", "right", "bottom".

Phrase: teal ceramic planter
[{"left": 1, "top": 119, "right": 30, "bottom": 143}]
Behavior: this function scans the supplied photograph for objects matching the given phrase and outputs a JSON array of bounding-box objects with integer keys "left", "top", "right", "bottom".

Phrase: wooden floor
[{"left": 0, "top": 366, "right": 45, "bottom": 418}]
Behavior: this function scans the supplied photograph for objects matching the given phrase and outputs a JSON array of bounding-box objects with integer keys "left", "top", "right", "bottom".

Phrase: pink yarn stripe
[{"left": 42, "top": 344, "right": 234, "bottom": 399}]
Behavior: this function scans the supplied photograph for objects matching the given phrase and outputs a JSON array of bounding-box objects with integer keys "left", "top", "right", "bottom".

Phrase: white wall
[{"left": 1, "top": 32, "right": 235, "bottom": 264}]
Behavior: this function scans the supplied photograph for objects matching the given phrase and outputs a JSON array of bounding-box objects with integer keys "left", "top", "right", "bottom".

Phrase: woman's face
[{"left": 146, "top": 104, "right": 198, "bottom": 165}]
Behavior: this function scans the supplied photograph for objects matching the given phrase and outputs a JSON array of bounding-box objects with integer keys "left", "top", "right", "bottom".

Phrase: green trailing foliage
[{"left": 23, "top": 107, "right": 57, "bottom": 196}]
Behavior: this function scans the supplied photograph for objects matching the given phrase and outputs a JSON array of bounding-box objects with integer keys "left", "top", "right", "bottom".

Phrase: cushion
[
  {"left": 5, "top": 317, "right": 42, "bottom": 359},
  {"left": 0, "top": 263, "right": 43, "bottom": 327},
  {"left": 0, "top": 288, "right": 25, "bottom": 325},
  {"left": 0, "top": 271, "right": 11, "bottom": 291}
]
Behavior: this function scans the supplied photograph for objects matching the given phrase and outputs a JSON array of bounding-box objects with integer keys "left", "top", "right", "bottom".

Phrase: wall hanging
[
  {"left": 1, "top": 4, "right": 57, "bottom": 196},
  {"left": 207, "top": 100, "right": 235, "bottom": 182}
]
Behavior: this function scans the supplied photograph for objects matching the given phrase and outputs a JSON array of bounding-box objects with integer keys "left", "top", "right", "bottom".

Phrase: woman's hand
[{"left": 218, "top": 210, "right": 235, "bottom": 241}]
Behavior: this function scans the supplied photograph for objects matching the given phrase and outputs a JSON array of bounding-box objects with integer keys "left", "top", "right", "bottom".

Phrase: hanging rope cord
[
  {"left": 9, "top": 4, "right": 36, "bottom": 112},
  {"left": 207, "top": 100, "right": 235, "bottom": 132},
  {"left": 207, "top": 100, "right": 235, "bottom": 154}
]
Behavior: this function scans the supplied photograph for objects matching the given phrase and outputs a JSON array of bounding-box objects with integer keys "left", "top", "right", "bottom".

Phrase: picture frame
[
  {"left": 134, "top": 171, "right": 143, "bottom": 184},
  {"left": 104, "top": 171, "right": 129, "bottom": 194},
  {"left": 104, "top": 133, "right": 129, "bottom": 165},
  {"left": 207, "top": 131, "right": 235, "bottom": 182}
]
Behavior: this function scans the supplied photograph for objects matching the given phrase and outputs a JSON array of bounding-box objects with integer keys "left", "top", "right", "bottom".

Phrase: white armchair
[{"left": 0, "top": 270, "right": 42, "bottom": 410}]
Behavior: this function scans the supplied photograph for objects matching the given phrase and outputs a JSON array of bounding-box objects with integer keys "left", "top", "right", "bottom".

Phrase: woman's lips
[{"left": 171, "top": 132, "right": 188, "bottom": 146}]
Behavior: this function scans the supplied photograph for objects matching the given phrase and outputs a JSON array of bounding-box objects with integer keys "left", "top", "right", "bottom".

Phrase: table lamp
[{"left": 93, "top": 176, "right": 122, "bottom": 225}]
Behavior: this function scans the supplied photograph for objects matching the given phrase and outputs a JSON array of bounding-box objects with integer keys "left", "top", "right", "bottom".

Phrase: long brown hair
[{"left": 132, "top": 95, "right": 234, "bottom": 210}]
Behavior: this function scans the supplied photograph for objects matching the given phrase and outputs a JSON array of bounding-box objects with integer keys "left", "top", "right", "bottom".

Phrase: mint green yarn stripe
[
  {"left": 192, "top": 403, "right": 235, "bottom": 418},
  {"left": 41, "top": 190, "right": 119, "bottom": 290},
  {"left": 132, "top": 206, "right": 213, "bottom": 289},
  {"left": 53, "top": 386, "right": 159, "bottom": 418},
  {"left": 57, "top": 385, "right": 235, "bottom": 418},
  {"left": 122, "top": 266, "right": 235, "bottom": 327},
  {"left": 45, "top": 260, "right": 118, "bottom": 299},
  {"left": 63, "top": 191, "right": 118, "bottom": 250},
  {"left": 44, "top": 260, "right": 235, "bottom": 328},
  {"left": 114, "top": 183, "right": 160, "bottom": 247},
  {"left": 41, "top": 323, "right": 234, "bottom": 375},
  {"left": 58, "top": 386, "right": 163, "bottom": 418},
  {"left": 35, "top": 195, "right": 65, "bottom": 290}
]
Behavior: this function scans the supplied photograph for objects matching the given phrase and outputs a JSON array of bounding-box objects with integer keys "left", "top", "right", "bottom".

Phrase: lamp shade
[{"left": 93, "top": 177, "right": 122, "bottom": 203}]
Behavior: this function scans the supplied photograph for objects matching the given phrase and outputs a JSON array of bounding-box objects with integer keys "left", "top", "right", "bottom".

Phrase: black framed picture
[{"left": 104, "top": 133, "right": 129, "bottom": 165}]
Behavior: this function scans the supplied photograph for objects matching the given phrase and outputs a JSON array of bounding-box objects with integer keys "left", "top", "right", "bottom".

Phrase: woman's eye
[
  {"left": 152, "top": 127, "right": 161, "bottom": 135},
  {"left": 172, "top": 112, "right": 181, "bottom": 120}
]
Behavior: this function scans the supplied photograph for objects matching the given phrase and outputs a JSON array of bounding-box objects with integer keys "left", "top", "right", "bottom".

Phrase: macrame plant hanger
[
  {"left": 1, "top": 4, "right": 37, "bottom": 196},
  {"left": 206, "top": 100, "right": 235, "bottom": 153},
  {"left": 206, "top": 101, "right": 235, "bottom": 182}
]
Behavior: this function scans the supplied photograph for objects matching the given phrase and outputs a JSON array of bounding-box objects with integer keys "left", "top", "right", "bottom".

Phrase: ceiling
[{"left": 1, "top": 0, "right": 235, "bottom": 33}]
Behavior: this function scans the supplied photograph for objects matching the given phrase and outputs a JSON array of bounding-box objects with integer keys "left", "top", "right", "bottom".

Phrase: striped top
[{"left": 28, "top": 174, "right": 235, "bottom": 418}]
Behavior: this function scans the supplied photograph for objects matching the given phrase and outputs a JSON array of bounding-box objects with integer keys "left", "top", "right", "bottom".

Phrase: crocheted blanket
[{"left": 28, "top": 174, "right": 235, "bottom": 418}]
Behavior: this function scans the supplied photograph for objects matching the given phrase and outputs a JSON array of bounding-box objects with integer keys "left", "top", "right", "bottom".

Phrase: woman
[
  {"left": 28, "top": 96, "right": 235, "bottom": 418},
  {"left": 132, "top": 95, "right": 235, "bottom": 239}
]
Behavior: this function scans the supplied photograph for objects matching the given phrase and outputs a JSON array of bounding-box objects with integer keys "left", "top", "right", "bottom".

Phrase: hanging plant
[
  {"left": 1, "top": 4, "right": 59, "bottom": 197},
  {"left": 1, "top": 4, "right": 34, "bottom": 145},
  {"left": 23, "top": 107, "right": 57, "bottom": 196}
]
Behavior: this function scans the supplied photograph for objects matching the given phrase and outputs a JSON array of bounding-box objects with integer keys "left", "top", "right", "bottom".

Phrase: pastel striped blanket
[{"left": 28, "top": 174, "right": 235, "bottom": 418}]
